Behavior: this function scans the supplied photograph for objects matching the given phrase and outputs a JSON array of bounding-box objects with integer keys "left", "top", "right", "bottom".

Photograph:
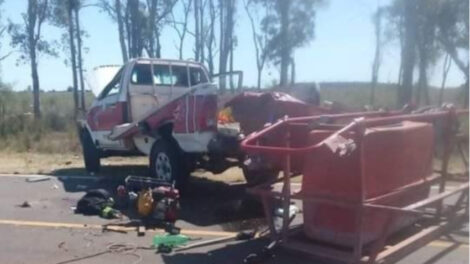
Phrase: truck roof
[{"left": 130, "top": 57, "right": 205, "bottom": 68}]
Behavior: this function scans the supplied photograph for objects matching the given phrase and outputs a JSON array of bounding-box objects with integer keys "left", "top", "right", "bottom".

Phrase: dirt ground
[{"left": 0, "top": 150, "right": 466, "bottom": 182}]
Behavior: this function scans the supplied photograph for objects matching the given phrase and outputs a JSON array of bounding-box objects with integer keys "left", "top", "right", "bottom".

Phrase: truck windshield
[{"left": 99, "top": 67, "right": 123, "bottom": 99}]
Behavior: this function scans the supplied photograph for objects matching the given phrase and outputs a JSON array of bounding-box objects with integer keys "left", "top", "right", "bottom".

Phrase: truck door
[
  {"left": 87, "top": 67, "right": 127, "bottom": 149},
  {"left": 171, "top": 65, "right": 217, "bottom": 134},
  {"left": 128, "top": 62, "right": 187, "bottom": 123}
]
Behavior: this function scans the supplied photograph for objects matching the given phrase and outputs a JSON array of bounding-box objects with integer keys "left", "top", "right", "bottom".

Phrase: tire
[
  {"left": 81, "top": 130, "right": 101, "bottom": 173},
  {"left": 149, "top": 138, "right": 188, "bottom": 189}
]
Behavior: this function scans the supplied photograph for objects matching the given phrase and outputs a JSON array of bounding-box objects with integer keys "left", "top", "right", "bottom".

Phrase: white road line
[{"left": 0, "top": 174, "right": 101, "bottom": 180}]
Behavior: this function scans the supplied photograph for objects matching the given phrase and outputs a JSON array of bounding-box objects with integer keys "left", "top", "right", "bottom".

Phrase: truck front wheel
[
  {"left": 81, "top": 130, "right": 101, "bottom": 174},
  {"left": 149, "top": 139, "right": 187, "bottom": 189}
]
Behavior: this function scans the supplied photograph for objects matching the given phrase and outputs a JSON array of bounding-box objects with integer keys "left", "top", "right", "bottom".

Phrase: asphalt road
[{"left": 0, "top": 173, "right": 468, "bottom": 264}]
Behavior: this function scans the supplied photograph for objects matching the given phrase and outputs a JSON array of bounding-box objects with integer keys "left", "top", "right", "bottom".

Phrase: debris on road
[
  {"left": 102, "top": 225, "right": 128, "bottom": 234},
  {"left": 57, "top": 241, "right": 68, "bottom": 252},
  {"left": 137, "top": 224, "right": 145, "bottom": 237},
  {"left": 153, "top": 233, "right": 191, "bottom": 253},
  {"left": 25, "top": 176, "right": 50, "bottom": 183},
  {"left": 18, "top": 201, "right": 31, "bottom": 208},
  {"left": 175, "top": 230, "right": 256, "bottom": 252},
  {"left": 75, "top": 189, "right": 121, "bottom": 219}
]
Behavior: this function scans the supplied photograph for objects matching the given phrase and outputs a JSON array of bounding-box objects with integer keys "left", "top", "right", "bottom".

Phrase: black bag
[{"left": 76, "top": 189, "right": 112, "bottom": 215}]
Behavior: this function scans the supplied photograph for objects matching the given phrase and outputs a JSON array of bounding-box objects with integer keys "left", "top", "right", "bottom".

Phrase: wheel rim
[{"left": 155, "top": 152, "right": 172, "bottom": 182}]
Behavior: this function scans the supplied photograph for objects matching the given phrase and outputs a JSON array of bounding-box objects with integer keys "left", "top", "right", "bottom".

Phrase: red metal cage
[{"left": 241, "top": 108, "right": 469, "bottom": 264}]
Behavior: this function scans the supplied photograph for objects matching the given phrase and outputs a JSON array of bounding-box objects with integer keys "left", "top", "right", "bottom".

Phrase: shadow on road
[{"left": 49, "top": 165, "right": 264, "bottom": 229}]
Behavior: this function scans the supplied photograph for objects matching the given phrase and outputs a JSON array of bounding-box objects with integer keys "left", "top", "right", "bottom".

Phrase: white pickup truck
[{"left": 79, "top": 58, "right": 247, "bottom": 188}]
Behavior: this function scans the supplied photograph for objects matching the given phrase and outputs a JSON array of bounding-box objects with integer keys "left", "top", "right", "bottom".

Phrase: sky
[{"left": 0, "top": 0, "right": 466, "bottom": 92}]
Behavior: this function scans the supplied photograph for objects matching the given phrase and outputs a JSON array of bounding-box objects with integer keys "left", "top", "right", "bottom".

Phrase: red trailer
[{"left": 241, "top": 108, "right": 469, "bottom": 264}]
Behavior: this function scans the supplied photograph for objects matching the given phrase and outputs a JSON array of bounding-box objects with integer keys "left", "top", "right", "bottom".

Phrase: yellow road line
[
  {"left": 0, "top": 219, "right": 237, "bottom": 237},
  {"left": 0, "top": 219, "right": 467, "bottom": 248},
  {"left": 428, "top": 240, "right": 469, "bottom": 248}
]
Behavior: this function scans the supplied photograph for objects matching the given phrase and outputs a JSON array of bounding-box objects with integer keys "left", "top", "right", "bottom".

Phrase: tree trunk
[
  {"left": 370, "top": 9, "right": 382, "bottom": 107},
  {"left": 179, "top": 37, "right": 184, "bottom": 59},
  {"left": 199, "top": 1, "right": 205, "bottom": 63},
  {"left": 206, "top": 0, "right": 215, "bottom": 75},
  {"left": 439, "top": 37, "right": 469, "bottom": 107},
  {"left": 27, "top": 0, "right": 40, "bottom": 119},
  {"left": 148, "top": 0, "right": 157, "bottom": 57},
  {"left": 155, "top": 28, "right": 161, "bottom": 58},
  {"left": 75, "top": 7, "right": 86, "bottom": 111},
  {"left": 416, "top": 41, "right": 430, "bottom": 106},
  {"left": 279, "top": 0, "right": 290, "bottom": 87},
  {"left": 398, "top": 0, "right": 417, "bottom": 107},
  {"left": 30, "top": 50, "right": 41, "bottom": 119},
  {"left": 439, "top": 53, "right": 452, "bottom": 106},
  {"left": 290, "top": 57, "right": 295, "bottom": 85},
  {"left": 220, "top": 0, "right": 235, "bottom": 91},
  {"left": 67, "top": 3, "right": 79, "bottom": 117},
  {"left": 464, "top": 79, "right": 469, "bottom": 107},
  {"left": 115, "top": 0, "right": 128, "bottom": 63},
  {"left": 125, "top": 1, "right": 132, "bottom": 59},
  {"left": 194, "top": 0, "right": 200, "bottom": 61},
  {"left": 218, "top": 0, "right": 227, "bottom": 92},
  {"left": 244, "top": 0, "right": 264, "bottom": 90},
  {"left": 229, "top": 37, "right": 234, "bottom": 91},
  {"left": 128, "top": 0, "right": 140, "bottom": 58}
]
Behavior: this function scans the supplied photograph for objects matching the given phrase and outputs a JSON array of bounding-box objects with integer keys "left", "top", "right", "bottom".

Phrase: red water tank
[{"left": 301, "top": 121, "right": 434, "bottom": 246}]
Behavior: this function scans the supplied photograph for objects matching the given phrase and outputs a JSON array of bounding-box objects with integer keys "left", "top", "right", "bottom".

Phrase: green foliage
[
  {"left": 98, "top": 0, "right": 178, "bottom": 58},
  {"left": 257, "top": 0, "right": 323, "bottom": 64},
  {"left": 436, "top": 0, "right": 469, "bottom": 50},
  {"left": 8, "top": 0, "right": 58, "bottom": 63}
]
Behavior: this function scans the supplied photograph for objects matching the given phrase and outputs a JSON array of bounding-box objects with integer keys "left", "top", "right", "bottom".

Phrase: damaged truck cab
[{"left": 79, "top": 58, "right": 240, "bottom": 187}]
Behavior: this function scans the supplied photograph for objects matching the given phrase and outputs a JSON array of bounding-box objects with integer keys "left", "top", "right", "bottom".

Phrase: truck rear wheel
[
  {"left": 149, "top": 138, "right": 187, "bottom": 189},
  {"left": 81, "top": 130, "right": 101, "bottom": 174}
]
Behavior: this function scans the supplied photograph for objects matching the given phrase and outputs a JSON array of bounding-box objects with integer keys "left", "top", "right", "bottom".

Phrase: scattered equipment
[{"left": 125, "top": 176, "right": 180, "bottom": 226}]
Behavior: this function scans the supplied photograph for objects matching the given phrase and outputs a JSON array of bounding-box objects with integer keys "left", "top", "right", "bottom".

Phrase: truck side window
[
  {"left": 171, "top": 66, "right": 189, "bottom": 87},
  {"left": 131, "top": 63, "right": 152, "bottom": 85},
  {"left": 153, "top": 64, "right": 173, "bottom": 86},
  {"left": 99, "top": 67, "right": 123, "bottom": 99},
  {"left": 189, "top": 67, "right": 208, "bottom": 86}
]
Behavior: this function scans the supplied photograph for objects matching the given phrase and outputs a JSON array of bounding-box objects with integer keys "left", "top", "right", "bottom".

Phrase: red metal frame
[{"left": 241, "top": 108, "right": 469, "bottom": 264}]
